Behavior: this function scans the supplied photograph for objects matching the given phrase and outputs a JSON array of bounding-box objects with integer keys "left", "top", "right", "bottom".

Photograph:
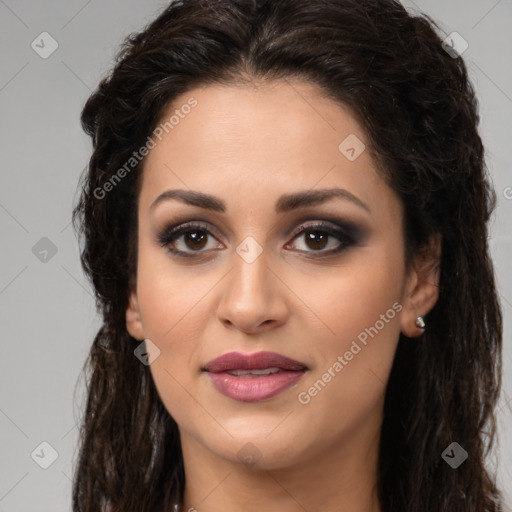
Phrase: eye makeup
[{"left": 154, "top": 214, "right": 368, "bottom": 260}]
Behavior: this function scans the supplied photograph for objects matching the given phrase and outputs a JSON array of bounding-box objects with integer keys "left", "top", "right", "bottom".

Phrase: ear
[
  {"left": 126, "top": 291, "right": 145, "bottom": 341},
  {"left": 400, "top": 234, "right": 441, "bottom": 338}
]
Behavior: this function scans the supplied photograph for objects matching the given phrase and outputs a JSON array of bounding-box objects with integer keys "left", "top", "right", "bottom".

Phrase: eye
[
  {"left": 158, "top": 222, "right": 223, "bottom": 256},
  {"left": 286, "top": 222, "right": 356, "bottom": 255},
  {"left": 157, "top": 220, "right": 359, "bottom": 258}
]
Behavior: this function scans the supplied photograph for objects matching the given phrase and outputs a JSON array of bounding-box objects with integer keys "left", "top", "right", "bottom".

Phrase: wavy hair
[{"left": 71, "top": 0, "right": 503, "bottom": 510}]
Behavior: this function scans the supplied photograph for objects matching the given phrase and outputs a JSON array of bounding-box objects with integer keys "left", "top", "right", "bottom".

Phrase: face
[{"left": 126, "top": 79, "right": 438, "bottom": 471}]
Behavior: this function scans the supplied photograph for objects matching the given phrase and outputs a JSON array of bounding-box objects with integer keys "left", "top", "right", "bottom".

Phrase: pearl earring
[{"left": 415, "top": 316, "right": 425, "bottom": 332}]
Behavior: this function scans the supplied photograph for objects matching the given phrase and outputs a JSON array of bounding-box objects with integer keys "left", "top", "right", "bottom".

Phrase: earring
[{"left": 415, "top": 316, "right": 426, "bottom": 332}]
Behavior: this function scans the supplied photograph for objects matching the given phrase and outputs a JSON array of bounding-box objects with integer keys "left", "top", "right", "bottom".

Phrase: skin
[{"left": 126, "top": 79, "right": 440, "bottom": 512}]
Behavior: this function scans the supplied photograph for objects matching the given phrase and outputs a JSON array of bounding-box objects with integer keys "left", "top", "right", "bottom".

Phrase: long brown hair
[{"left": 71, "top": 1, "right": 504, "bottom": 510}]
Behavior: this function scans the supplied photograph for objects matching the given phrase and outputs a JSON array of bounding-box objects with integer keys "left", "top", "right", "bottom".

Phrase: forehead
[
  {"left": 145, "top": 79, "right": 364, "bottom": 170},
  {"left": 138, "top": 80, "right": 399, "bottom": 221}
]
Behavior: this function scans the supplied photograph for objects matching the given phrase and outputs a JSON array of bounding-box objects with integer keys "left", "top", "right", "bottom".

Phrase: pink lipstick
[{"left": 202, "top": 351, "right": 307, "bottom": 402}]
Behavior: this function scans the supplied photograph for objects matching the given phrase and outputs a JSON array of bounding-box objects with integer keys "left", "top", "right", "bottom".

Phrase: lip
[
  {"left": 203, "top": 350, "right": 308, "bottom": 373},
  {"left": 202, "top": 351, "right": 308, "bottom": 403}
]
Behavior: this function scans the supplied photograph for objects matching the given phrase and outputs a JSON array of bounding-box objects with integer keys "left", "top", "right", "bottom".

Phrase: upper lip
[{"left": 202, "top": 351, "right": 308, "bottom": 373}]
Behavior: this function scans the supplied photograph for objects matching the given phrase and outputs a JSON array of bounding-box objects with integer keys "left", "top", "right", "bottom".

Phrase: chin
[{"left": 209, "top": 429, "right": 312, "bottom": 471}]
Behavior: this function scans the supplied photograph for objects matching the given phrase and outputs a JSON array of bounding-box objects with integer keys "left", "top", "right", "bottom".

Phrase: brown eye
[
  {"left": 288, "top": 222, "right": 356, "bottom": 255},
  {"left": 158, "top": 219, "right": 359, "bottom": 259},
  {"left": 158, "top": 222, "right": 223, "bottom": 256},
  {"left": 302, "top": 230, "right": 330, "bottom": 251},
  {"left": 181, "top": 230, "right": 209, "bottom": 250}
]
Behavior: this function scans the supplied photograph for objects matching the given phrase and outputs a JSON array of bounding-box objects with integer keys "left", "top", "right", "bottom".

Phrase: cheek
[
  {"left": 294, "top": 249, "right": 404, "bottom": 431},
  {"left": 136, "top": 269, "right": 211, "bottom": 425},
  {"left": 135, "top": 240, "right": 255, "bottom": 424},
  {"left": 136, "top": 243, "right": 214, "bottom": 342},
  {"left": 302, "top": 246, "right": 404, "bottom": 349}
]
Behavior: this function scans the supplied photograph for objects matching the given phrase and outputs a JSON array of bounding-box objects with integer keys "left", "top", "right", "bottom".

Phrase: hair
[{"left": 71, "top": 0, "right": 504, "bottom": 510}]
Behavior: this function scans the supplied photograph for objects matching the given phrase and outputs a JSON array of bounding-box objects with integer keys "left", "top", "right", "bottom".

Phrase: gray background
[{"left": 0, "top": 0, "right": 511, "bottom": 510}]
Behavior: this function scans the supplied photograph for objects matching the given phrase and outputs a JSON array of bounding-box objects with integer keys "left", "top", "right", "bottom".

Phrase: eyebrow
[{"left": 149, "top": 187, "right": 371, "bottom": 214}]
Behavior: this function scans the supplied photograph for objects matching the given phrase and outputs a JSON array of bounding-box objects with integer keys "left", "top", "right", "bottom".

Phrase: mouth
[{"left": 202, "top": 351, "right": 308, "bottom": 402}]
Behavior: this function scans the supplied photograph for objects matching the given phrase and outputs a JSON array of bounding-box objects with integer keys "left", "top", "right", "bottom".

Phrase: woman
[{"left": 71, "top": 0, "right": 504, "bottom": 510}]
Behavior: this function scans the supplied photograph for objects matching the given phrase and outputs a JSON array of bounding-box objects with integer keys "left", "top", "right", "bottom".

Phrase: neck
[{"left": 178, "top": 407, "right": 383, "bottom": 512}]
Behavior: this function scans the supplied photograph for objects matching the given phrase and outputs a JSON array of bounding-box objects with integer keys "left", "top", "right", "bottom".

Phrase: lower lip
[{"left": 205, "top": 370, "right": 306, "bottom": 402}]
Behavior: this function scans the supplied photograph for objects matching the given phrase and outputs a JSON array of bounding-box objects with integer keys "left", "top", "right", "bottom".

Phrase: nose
[{"left": 216, "top": 246, "right": 289, "bottom": 334}]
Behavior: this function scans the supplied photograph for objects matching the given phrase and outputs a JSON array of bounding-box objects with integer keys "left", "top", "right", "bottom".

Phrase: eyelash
[{"left": 157, "top": 220, "right": 359, "bottom": 259}]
